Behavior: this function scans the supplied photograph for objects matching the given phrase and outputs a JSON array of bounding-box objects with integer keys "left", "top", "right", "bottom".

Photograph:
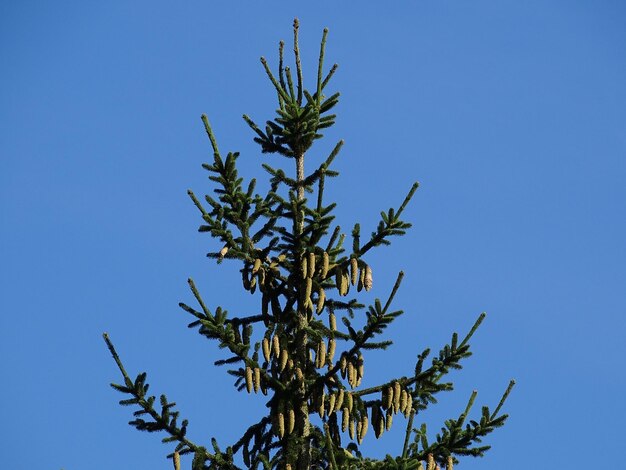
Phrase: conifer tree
[{"left": 103, "top": 20, "right": 514, "bottom": 470}]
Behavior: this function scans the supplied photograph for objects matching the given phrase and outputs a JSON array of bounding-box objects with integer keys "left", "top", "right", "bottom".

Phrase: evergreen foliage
[{"left": 104, "top": 19, "right": 514, "bottom": 470}]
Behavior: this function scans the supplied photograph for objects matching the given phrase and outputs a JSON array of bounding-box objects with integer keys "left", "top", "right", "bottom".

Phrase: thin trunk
[
  {"left": 294, "top": 151, "right": 311, "bottom": 470},
  {"left": 296, "top": 153, "right": 305, "bottom": 205}
]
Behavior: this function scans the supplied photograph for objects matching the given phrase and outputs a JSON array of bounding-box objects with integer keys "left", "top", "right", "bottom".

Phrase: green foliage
[{"left": 104, "top": 19, "right": 513, "bottom": 470}]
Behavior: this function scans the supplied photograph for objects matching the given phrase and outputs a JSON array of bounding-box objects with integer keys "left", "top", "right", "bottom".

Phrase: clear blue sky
[{"left": 2, "top": 2, "right": 625, "bottom": 469}]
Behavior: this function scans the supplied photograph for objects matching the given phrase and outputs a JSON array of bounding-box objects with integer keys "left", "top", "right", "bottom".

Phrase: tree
[{"left": 103, "top": 19, "right": 514, "bottom": 470}]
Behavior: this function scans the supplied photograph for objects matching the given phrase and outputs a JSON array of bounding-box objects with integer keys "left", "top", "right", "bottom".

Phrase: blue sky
[{"left": 1, "top": 1, "right": 625, "bottom": 469}]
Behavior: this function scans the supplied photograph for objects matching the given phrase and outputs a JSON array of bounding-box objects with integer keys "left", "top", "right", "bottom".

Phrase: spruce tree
[{"left": 103, "top": 20, "right": 514, "bottom": 470}]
